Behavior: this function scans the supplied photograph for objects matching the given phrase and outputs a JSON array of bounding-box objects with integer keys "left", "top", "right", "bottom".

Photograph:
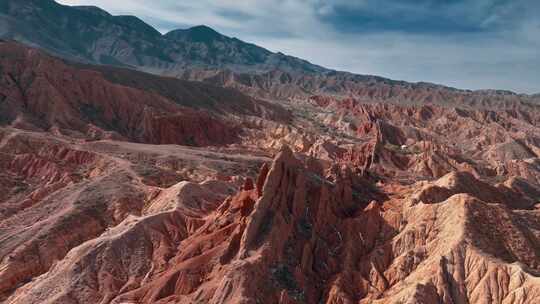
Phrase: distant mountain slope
[
  {"left": 0, "top": 40, "right": 288, "bottom": 145},
  {"left": 1, "top": 0, "right": 539, "bottom": 105},
  {"left": 0, "top": 0, "right": 165, "bottom": 64},
  {"left": 0, "top": 0, "right": 324, "bottom": 74}
]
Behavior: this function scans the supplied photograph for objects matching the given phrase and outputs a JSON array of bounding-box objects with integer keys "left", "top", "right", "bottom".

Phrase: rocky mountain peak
[
  {"left": 71, "top": 5, "right": 111, "bottom": 17},
  {"left": 165, "top": 25, "right": 225, "bottom": 43}
]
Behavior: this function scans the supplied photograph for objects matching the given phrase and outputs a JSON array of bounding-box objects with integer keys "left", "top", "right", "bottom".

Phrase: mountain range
[
  {"left": 1, "top": 1, "right": 540, "bottom": 304},
  {"left": 1, "top": 0, "right": 539, "bottom": 104},
  {"left": 0, "top": 0, "right": 325, "bottom": 73}
]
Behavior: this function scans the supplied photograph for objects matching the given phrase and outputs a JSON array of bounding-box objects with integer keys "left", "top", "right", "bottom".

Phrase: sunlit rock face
[
  {"left": 0, "top": 2, "right": 539, "bottom": 302},
  {"left": 3, "top": 144, "right": 540, "bottom": 304}
]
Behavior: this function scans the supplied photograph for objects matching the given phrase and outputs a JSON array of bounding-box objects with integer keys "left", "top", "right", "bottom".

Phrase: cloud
[
  {"left": 56, "top": 0, "right": 540, "bottom": 93},
  {"left": 314, "top": 0, "right": 536, "bottom": 34}
]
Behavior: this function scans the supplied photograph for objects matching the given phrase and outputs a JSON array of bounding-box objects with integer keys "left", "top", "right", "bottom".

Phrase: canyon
[{"left": 0, "top": 1, "right": 539, "bottom": 303}]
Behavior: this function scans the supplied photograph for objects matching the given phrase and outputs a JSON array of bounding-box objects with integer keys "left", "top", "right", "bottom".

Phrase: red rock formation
[
  {"left": 1, "top": 42, "right": 540, "bottom": 304},
  {"left": 0, "top": 41, "right": 289, "bottom": 146},
  {"left": 0, "top": 127, "right": 268, "bottom": 301},
  {"left": 5, "top": 147, "right": 539, "bottom": 304}
]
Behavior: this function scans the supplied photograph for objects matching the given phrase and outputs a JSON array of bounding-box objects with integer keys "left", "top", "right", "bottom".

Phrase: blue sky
[{"left": 57, "top": 0, "right": 540, "bottom": 94}]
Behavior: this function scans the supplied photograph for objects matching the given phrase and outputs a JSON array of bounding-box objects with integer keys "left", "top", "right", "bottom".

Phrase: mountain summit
[
  {"left": 0, "top": 0, "right": 325, "bottom": 74},
  {"left": 166, "top": 25, "right": 226, "bottom": 43}
]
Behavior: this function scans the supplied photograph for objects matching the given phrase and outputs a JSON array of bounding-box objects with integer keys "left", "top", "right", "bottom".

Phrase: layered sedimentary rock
[
  {"left": 0, "top": 39, "right": 539, "bottom": 303},
  {"left": 0, "top": 125, "right": 269, "bottom": 301},
  {"left": 0, "top": 41, "right": 289, "bottom": 146},
  {"left": 5, "top": 147, "right": 540, "bottom": 304}
]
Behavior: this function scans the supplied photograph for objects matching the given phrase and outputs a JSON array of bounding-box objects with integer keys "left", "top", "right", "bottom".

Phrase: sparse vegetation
[{"left": 271, "top": 264, "right": 305, "bottom": 302}]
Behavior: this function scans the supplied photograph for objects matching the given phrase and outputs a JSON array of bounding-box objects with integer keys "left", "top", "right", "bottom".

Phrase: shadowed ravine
[{"left": 0, "top": 1, "right": 540, "bottom": 303}]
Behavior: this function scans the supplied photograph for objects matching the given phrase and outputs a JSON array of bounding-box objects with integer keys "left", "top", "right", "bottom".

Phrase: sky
[{"left": 56, "top": 0, "right": 540, "bottom": 94}]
